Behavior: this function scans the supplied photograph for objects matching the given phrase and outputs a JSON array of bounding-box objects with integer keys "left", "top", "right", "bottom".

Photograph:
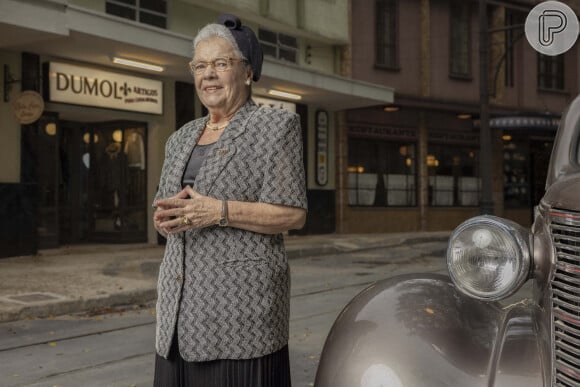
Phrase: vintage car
[{"left": 315, "top": 95, "right": 580, "bottom": 387}]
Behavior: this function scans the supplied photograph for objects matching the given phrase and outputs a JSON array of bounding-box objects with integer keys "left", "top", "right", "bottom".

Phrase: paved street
[{"left": 0, "top": 240, "right": 448, "bottom": 387}]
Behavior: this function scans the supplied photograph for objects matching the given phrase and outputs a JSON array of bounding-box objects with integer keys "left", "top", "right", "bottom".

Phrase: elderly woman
[{"left": 152, "top": 13, "right": 307, "bottom": 387}]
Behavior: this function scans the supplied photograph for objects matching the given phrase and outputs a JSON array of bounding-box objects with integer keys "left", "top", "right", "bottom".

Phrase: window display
[
  {"left": 90, "top": 123, "right": 147, "bottom": 242},
  {"left": 348, "top": 138, "right": 416, "bottom": 207},
  {"left": 427, "top": 144, "right": 480, "bottom": 207}
]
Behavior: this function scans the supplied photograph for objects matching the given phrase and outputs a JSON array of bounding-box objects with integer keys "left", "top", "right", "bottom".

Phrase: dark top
[{"left": 182, "top": 142, "right": 216, "bottom": 188}]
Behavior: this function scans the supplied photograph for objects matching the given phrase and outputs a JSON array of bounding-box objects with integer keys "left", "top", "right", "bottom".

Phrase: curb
[
  {"left": 0, "top": 234, "right": 450, "bottom": 322},
  {"left": 286, "top": 234, "right": 450, "bottom": 259},
  {"left": 0, "top": 289, "right": 158, "bottom": 322}
]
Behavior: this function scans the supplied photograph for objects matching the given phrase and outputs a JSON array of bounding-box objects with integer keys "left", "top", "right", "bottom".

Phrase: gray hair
[{"left": 192, "top": 24, "right": 245, "bottom": 60}]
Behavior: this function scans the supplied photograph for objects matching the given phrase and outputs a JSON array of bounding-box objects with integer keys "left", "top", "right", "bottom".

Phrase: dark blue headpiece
[{"left": 217, "top": 13, "right": 263, "bottom": 82}]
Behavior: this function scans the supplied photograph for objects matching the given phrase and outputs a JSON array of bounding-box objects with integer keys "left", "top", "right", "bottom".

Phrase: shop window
[
  {"left": 504, "top": 135, "right": 554, "bottom": 209},
  {"left": 538, "top": 53, "right": 564, "bottom": 90},
  {"left": 427, "top": 144, "right": 479, "bottom": 206},
  {"left": 375, "top": 0, "right": 398, "bottom": 69},
  {"left": 258, "top": 29, "right": 298, "bottom": 63},
  {"left": 449, "top": 0, "right": 471, "bottom": 78},
  {"left": 90, "top": 123, "right": 147, "bottom": 242},
  {"left": 348, "top": 138, "right": 416, "bottom": 207},
  {"left": 503, "top": 142, "right": 529, "bottom": 208},
  {"left": 106, "top": 0, "right": 167, "bottom": 29}
]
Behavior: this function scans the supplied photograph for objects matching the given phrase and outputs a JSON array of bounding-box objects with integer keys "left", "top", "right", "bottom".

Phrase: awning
[
  {"left": 489, "top": 116, "right": 560, "bottom": 129},
  {"left": 257, "top": 59, "right": 394, "bottom": 111},
  {"left": 474, "top": 116, "right": 560, "bottom": 130}
]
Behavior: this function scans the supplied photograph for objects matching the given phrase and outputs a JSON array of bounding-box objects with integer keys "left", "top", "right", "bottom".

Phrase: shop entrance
[{"left": 39, "top": 118, "right": 147, "bottom": 247}]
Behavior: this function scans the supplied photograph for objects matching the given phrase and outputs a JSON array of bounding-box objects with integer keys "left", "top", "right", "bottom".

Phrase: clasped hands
[{"left": 153, "top": 186, "right": 220, "bottom": 235}]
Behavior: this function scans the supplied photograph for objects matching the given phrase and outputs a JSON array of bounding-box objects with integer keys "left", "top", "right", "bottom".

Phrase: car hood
[{"left": 542, "top": 174, "right": 580, "bottom": 212}]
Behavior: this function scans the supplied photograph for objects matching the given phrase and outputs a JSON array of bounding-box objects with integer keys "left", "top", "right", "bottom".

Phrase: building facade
[
  {"left": 0, "top": 0, "right": 394, "bottom": 256},
  {"left": 338, "top": 0, "right": 580, "bottom": 233},
  {"left": 3, "top": 0, "right": 577, "bottom": 256}
]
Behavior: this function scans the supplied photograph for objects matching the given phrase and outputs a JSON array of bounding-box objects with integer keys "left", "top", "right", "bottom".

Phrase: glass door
[
  {"left": 59, "top": 121, "right": 91, "bottom": 244},
  {"left": 37, "top": 114, "right": 60, "bottom": 248},
  {"left": 88, "top": 121, "right": 147, "bottom": 242}
]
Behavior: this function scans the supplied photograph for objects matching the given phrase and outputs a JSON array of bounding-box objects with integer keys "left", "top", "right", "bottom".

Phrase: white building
[{"left": 0, "top": 0, "right": 394, "bottom": 256}]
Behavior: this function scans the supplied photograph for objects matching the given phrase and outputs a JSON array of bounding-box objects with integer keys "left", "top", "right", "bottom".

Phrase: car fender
[{"left": 314, "top": 273, "right": 543, "bottom": 387}]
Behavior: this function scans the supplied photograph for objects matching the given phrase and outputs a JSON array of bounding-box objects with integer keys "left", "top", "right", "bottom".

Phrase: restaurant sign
[
  {"left": 47, "top": 62, "right": 163, "bottom": 115},
  {"left": 252, "top": 96, "right": 296, "bottom": 113},
  {"left": 12, "top": 91, "right": 44, "bottom": 124}
]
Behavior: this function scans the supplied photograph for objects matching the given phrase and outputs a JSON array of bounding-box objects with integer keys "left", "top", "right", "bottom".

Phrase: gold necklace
[
  {"left": 206, "top": 112, "right": 235, "bottom": 131},
  {"left": 206, "top": 121, "right": 229, "bottom": 131}
]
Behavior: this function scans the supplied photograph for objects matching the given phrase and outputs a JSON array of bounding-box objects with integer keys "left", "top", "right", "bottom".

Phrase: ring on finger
[{"left": 182, "top": 216, "right": 192, "bottom": 226}]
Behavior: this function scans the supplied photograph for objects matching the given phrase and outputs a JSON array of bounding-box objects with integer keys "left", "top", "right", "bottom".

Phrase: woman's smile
[{"left": 203, "top": 85, "right": 222, "bottom": 92}]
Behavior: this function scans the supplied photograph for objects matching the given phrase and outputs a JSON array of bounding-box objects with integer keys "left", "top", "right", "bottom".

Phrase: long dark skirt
[{"left": 153, "top": 335, "right": 292, "bottom": 387}]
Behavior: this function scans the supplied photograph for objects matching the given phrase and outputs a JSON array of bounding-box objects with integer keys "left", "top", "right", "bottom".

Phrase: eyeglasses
[{"left": 188, "top": 57, "right": 243, "bottom": 76}]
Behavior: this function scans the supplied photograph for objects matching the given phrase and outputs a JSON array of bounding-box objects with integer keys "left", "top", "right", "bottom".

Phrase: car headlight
[{"left": 446, "top": 215, "right": 532, "bottom": 301}]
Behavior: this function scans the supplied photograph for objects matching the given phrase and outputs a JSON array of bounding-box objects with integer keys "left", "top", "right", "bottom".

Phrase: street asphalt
[{"left": 0, "top": 231, "right": 451, "bottom": 323}]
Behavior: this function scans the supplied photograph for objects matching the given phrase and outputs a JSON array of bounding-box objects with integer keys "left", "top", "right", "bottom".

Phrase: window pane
[
  {"left": 106, "top": 2, "right": 136, "bottom": 20},
  {"left": 375, "top": 0, "right": 397, "bottom": 67},
  {"left": 259, "top": 29, "right": 298, "bottom": 63},
  {"left": 140, "top": 0, "right": 166, "bottom": 13},
  {"left": 505, "top": 10, "right": 525, "bottom": 83},
  {"left": 279, "top": 48, "right": 297, "bottom": 63},
  {"left": 111, "top": 0, "right": 136, "bottom": 5},
  {"left": 349, "top": 139, "right": 377, "bottom": 206},
  {"left": 258, "top": 29, "right": 277, "bottom": 44},
  {"left": 450, "top": 1, "right": 470, "bottom": 76},
  {"left": 279, "top": 33, "right": 297, "bottom": 48},
  {"left": 90, "top": 123, "right": 147, "bottom": 240},
  {"left": 556, "top": 57, "right": 564, "bottom": 88},
  {"left": 348, "top": 137, "right": 416, "bottom": 207},
  {"left": 538, "top": 54, "right": 564, "bottom": 90},
  {"left": 504, "top": 141, "right": 529, "bottom": 207},
  {"left": 428, "top": 144, "right": 479, "bottom": 206},
  {"left": 261, "top": 44, "right": 277, "bottom": 58},
  {"left": 140, "top": 11, "right": 166, "bottom": 28}
]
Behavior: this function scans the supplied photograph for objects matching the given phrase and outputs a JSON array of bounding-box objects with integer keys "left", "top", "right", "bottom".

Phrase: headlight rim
[{"left": 446, "top": 215, "right": 532, "bottom": 301}]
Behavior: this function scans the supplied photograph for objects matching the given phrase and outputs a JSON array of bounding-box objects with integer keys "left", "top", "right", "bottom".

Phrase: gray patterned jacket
[{"left": 154, "top": 99, "right": 307, "bottom": 362}]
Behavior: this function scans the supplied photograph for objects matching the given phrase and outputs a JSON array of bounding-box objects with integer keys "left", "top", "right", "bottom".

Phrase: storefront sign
[
  {"left": 349, "top": 125, "right": 417, "bottom": 141},
  {"left": 47, "top": 62, "right": 163, "bottom": 115},
  {"left": 316, "top": 110, "right": 329, "bottom": 186},
  {"left": 252, "top": 96, "right": 296, "bottom": 113},
  {"left": 12, "top": 91, "right": 44, "bottom": 124},
  {"left": 428, "top": 130, "right": 478, "bottom": 145}
]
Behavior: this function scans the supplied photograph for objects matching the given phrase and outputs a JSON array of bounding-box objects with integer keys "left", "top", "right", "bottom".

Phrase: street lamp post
[{"left": 479, "top": 0, "right": 494, "bottom": 215}]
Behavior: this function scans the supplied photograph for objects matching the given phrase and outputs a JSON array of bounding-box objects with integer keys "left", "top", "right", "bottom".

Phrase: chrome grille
[{"left": 550, "top": 209, "right": 580, "bottom": 386}]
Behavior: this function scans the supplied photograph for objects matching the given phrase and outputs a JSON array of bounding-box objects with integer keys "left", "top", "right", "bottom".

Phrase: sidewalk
[{"left": 0, "top": 232, "right": 450, "bottom": 322}]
